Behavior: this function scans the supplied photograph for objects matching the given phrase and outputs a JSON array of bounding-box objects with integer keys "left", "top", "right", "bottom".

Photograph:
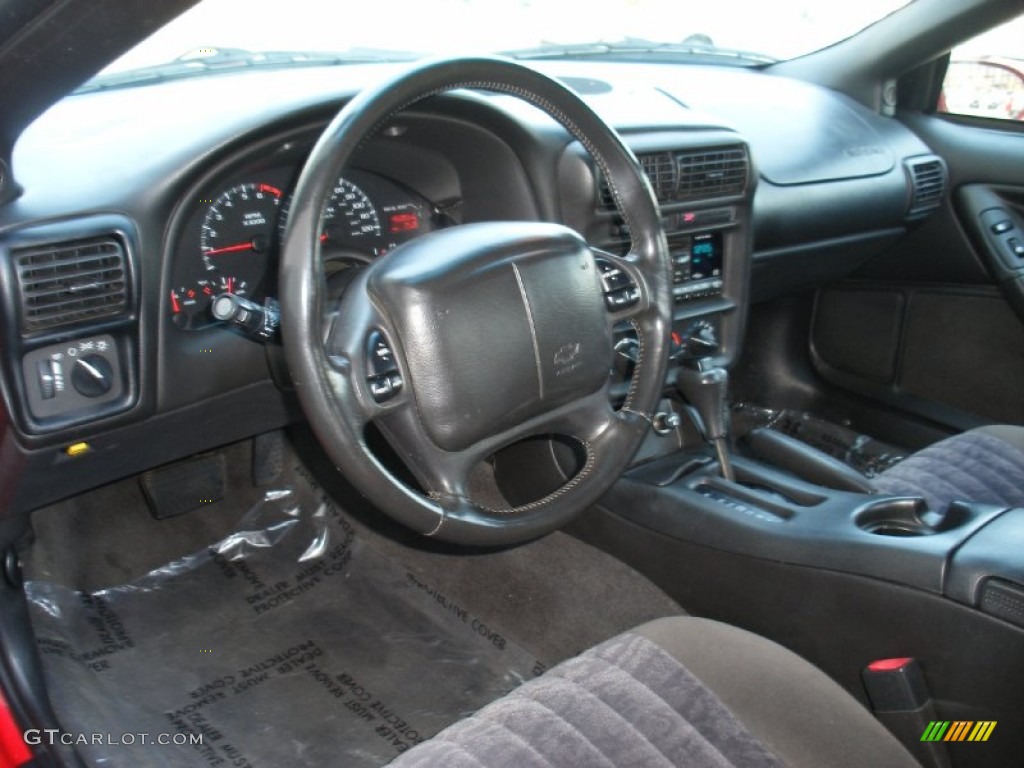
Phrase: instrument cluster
[{"left": 169, "top": 167, "right": 434, "bottom": 330}]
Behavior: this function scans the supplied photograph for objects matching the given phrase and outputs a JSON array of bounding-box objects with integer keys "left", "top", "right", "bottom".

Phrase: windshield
[{"left": 97, "top": 0, "right": 914, "bottom": 79}]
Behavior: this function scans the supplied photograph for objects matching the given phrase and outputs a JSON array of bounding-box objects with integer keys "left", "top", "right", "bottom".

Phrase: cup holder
[{"left": 854, "top": 497, "right": 946, "bottom": 537}]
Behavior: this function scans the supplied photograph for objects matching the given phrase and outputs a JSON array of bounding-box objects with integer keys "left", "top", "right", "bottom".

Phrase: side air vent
[
  {"left": 13, "top": 237, "right": 129, "bottom": 333},
  {"left": 599, "top": 144, "right": 749, "bottom": 209},
  {"left": 905, "top": 156, "right": 947, "bottom": 220}
]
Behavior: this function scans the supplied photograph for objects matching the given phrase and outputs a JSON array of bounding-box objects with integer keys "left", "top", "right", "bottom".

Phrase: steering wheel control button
[
  {"left": 366, "top": 330, "right": 402, "bottom": 402},
  {"left": 367, "top": 331, "right": 397, "bottom": 375},
  {"left": 606, "top": 286, "right": 641, "bottom": 310},
  {"left": 368, "top": 372, "right": 403, "bottom": 402},
  {"left": 596, "top": 257, "right": 640, "bottom": 311},
  {"left": 368, "top": 374, "right": 396, "bottom": 401},
  {"left": 598, "top": 263, "right": 630, "bottom": 291}
]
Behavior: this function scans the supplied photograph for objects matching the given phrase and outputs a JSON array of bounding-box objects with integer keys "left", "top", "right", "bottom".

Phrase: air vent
[
  {"left": 639, "top": 152, "right": 677, "bottom": 201},
  {"left": 14, "top": 237, "right": 129, "bottom": 333},
  {"left": 905, "top": 156, "right": 947, "bottom": 220},
  {"left": 676, "top": 147, "right": 749, "bottom": 201},
  {"left": 599, "top": 145, "right": 748, "bottom": 210}
]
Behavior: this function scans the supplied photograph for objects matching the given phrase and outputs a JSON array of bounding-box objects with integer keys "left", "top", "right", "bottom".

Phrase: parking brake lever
[{"left": 678, "top": 361, "right": 735, "bottom": 481}]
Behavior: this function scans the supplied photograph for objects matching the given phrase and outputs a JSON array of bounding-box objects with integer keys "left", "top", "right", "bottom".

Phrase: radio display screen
[{"left": 688, "top": 232, "right": 723, "bottom": 281}]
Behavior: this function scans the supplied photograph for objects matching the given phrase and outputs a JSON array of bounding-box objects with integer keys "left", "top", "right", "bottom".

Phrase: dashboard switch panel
[{"left": 21, "top": 334, "right": 123, "bottom": 420}]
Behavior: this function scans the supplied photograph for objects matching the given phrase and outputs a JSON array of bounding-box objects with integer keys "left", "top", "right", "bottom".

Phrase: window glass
[
  {"left": 940, "top": 15, "right": 1024, "bottom": 121},
  {"left": 95, "top": 0, "right": 914, "bottom": 78}
]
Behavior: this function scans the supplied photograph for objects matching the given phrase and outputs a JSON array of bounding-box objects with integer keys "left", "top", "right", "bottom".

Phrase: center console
[
  {"left": 558, "top": 130, "right": 756, "bottom": 401},
  {"left": 611, "top": 445, "right": 1011, "bottom": 596}
]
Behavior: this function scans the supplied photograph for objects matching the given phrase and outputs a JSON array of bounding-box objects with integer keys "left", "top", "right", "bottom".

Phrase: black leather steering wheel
[{"left": 280, "top": 57, "right": 671, "bottom": 545}]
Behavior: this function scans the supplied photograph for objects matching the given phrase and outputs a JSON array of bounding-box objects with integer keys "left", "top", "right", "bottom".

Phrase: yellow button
[{"left": 65, "top": 442, "right": 90, "bottom": 458}]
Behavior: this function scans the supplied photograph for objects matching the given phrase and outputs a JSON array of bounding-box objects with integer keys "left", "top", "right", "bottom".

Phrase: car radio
[{"left": 670, "top": 231, "right": 724, "bottom": 302}]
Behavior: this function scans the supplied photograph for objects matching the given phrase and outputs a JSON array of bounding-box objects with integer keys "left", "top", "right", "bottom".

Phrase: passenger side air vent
[
  {"left": 676, "top": 147, "right": 749, "bottom": 201},
  {"left": 905, "top": 156, "right": 947, "bottom": 220},
  {"left": 599, "top": 144, "right": 749, "bottom": 210},
  {"left": 13, "top": 237, "right": 129, "bottom": 333}
]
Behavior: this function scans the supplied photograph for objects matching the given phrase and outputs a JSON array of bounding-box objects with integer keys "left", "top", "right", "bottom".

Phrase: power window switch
[
  {"left": 1009, "top": 238, "right": 1024, "bottom": 258},
  {"left": 991, "top": 219, "right": 1015, "bottom": 234}
]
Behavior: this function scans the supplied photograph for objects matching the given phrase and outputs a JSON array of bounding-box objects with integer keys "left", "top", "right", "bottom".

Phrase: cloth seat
[
  {"left": 872, "top": 425, "right": 1024, "bottom": 512},
  {"left": 390, "top": 617, "right": 918, "bottom": 768}
]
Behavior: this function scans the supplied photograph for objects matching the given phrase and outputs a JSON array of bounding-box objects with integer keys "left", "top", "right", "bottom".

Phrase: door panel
[{"left": 956, "top": 183, "right": 1024, "bottom": 318}]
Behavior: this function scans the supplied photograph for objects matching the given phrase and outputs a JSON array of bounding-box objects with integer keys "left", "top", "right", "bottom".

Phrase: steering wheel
[{"left": 279, "top": 57, "right": 671, "bottom": 545}]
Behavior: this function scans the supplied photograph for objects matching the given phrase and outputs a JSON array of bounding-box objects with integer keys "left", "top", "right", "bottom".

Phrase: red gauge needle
[
  {"left": 170, "top": 290, "right": 181, "bottom": 313},
  {"left": 204, "top": 241, "right": 254, "bottom": 256}
]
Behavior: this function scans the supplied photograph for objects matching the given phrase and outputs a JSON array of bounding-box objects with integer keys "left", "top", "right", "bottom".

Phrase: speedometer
[{"left": 322, "top": 178, "right": 381, "bottom": 244}]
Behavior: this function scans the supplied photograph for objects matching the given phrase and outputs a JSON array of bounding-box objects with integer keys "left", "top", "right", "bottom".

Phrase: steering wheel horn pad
[
  {"left": 280, "top": 56, "right": 671, "bottom": 545},
  {"left": 366, "top": 221, "right": 611, "bottom": 452}
]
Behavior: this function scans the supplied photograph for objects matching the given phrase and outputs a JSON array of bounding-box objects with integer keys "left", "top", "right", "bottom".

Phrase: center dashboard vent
[
  {"left": 13, "top": 236, "right": 129, "bottom": 334},
  {"left": 905, "top": 156, "right": 947, "bottom": 220},
  {"left": 600, "top": 145, "right": 749, "bottom": 210}
]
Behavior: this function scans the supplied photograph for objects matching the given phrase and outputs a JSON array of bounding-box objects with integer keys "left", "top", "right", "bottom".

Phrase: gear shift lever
[{"left": 678, "top": 361, "right": 735, "bottom": 481}]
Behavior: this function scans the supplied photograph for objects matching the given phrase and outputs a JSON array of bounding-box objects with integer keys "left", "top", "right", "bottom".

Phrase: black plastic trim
[
  {"left": 947, "top": 508, "right": 1024, "bottom": 607},
  {"left": 0, "top": 215, "right": 142, "bottom": 437},
  {"left": 611, "top": 453, "right": 1006, "bottom": 593},
  {"left": 809, "top": 281, "right": 1016, "bottom": 432},
  {"left": 0, "top": 379, "right": 300, "bottom": 521}
]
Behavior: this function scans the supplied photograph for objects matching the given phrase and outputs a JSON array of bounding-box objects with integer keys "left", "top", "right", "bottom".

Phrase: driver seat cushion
[
  {"left": 872, "top": 425, "right": 1024, "bottom": 512},
  {"left": 389, "top": 617, "right": 917, "bottom": 768}
]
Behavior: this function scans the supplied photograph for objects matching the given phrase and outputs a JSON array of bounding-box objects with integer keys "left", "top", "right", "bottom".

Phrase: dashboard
[{"left": 0, "top": 59, "right": 944, "bottom": 519}]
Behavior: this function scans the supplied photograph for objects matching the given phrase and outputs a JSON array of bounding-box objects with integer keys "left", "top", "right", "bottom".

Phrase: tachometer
[
  {"left": 200, "top": 182, "right": 282, "bottom": 269},
  {"left": 170, "top": 181, "right": 281, "bottom": 329}
]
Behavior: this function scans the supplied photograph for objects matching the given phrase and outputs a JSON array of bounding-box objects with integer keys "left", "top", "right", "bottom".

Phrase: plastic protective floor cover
[{"left": 25, "top": 478, "right": 545, "bottom": 767}]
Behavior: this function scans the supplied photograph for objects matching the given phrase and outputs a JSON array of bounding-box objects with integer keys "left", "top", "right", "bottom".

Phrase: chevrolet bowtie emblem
[{"left": 553, "top": 343, "right": 582, "bottom": 366}]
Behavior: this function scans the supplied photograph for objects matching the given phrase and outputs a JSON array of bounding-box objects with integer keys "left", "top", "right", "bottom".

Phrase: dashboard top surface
[{"left": 6, "top": 60, "right": 924, "bottom": 223}]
